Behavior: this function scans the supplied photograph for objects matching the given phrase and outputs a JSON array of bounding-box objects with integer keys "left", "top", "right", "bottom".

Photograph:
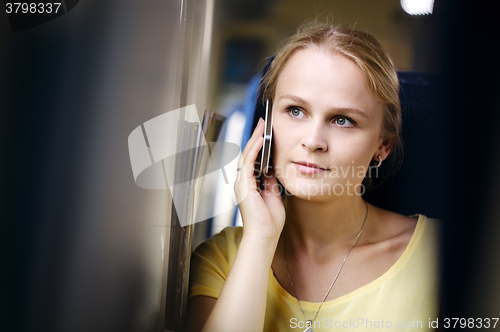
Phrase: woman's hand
[
  {"left": 191, "top": 118, "right": 285, "bottom": 332},
  {"left": 234, "top": 118, "right": 286, "bottom": 243}
]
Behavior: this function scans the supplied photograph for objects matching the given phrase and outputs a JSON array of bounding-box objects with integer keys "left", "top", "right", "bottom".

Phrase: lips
[
  {"left": 293, "top": 161, "right": 329, "bottom": 170},
  {"left": 292, "top": 161, "right": 329, "bottom": 175}
]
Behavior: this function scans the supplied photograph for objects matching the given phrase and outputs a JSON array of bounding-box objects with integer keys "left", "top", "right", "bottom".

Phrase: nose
[{"left": 301, "top": 121, "right": 328, "bottom": 152}]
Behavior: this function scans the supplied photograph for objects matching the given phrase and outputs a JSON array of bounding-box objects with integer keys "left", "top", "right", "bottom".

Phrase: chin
[
  {"left": 279, "top": 176, "right": 366, "bottom": 201},
  {"left": 279, "top": 178, "right": 334, "bottom": 202}
]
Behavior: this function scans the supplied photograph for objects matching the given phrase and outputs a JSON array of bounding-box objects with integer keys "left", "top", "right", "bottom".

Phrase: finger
[
  {"left": 235, "top": 134, "right": 264, "bottom": 196},
  {"left": 239, "top": 118, "right": 264, "bottom": 164},
  {"left": 236, "top": 118, "right": 264, "bottom": 184},
  {"left": 241, "top": 135, "right": 264, "bottom": 190}
]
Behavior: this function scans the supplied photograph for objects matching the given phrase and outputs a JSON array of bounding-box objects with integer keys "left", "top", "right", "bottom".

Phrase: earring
[{"left": 375, "top": 156, "right": 382, "bottom": 168}]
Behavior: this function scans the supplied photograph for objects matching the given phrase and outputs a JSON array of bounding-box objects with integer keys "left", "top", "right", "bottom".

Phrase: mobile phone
[{"left": 260, "top": 99, "right": 273, "bottom": 174}]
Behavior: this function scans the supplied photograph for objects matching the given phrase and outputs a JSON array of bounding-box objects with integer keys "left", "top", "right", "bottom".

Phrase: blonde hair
[{"left": 261, "top": 20, "right": 402, "bottom": 173}]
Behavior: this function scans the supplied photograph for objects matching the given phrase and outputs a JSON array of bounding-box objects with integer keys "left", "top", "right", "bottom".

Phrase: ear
[{"left": 373, "top": 140, "right": 392, "bottom": 162}]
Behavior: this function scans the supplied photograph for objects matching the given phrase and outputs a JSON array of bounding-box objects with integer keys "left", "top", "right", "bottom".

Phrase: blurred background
[
  {"left": 210, "top": 0, "right": 436, "bottom": 114},
  {"left": 1, "top": 0, "right": 499, "bottom": 331}
]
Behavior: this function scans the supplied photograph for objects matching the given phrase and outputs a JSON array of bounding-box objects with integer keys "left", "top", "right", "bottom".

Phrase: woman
[{"left": 185, "top": 21, "right": 440, "bottom": 332}]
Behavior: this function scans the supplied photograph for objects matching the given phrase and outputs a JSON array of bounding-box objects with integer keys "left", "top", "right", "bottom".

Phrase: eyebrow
[{"left": 278, "top": 94, "right": 369, "bottom": 119}]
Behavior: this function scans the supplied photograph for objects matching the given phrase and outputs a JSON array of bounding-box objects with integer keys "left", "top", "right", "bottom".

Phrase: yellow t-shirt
[{"left": 188, "top": 215, "right": 440, "bottom": 331}]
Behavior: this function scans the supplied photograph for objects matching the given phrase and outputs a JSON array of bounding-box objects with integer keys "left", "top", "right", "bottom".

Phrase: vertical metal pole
[{"left": 164, "top": 0, "right": 195, "bottom": 330}]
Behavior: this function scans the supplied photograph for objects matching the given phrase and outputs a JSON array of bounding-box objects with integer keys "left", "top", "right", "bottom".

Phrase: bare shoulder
[
  {"left": 365, "top": 203, "right": 419, "bottom": 250},
  {"left": 386, "top": 209, "right": 419, "bottom": 235},
  {"left": 378, "top": 203, "right": 416, "bottom": 226},
  {"left": 343, "top": 204, "right": 423, "bottom": 290}
]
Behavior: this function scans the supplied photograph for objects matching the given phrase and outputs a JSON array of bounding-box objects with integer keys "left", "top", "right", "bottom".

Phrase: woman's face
[{"left": 271, "top": 47, "right": 391, "bottom": 201}]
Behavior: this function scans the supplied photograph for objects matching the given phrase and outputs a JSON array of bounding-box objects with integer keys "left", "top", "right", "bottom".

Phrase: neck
[{"left": 282, "top": 194, "right": 368, "bottom": 259}]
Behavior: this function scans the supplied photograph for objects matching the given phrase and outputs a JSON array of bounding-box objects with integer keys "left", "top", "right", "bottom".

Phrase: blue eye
[
  {"left": 287, "top": 107, "right": 304, "bottom": 118},
  {"left": 335, "top": 116, "right": 355, "bottom": 127}
]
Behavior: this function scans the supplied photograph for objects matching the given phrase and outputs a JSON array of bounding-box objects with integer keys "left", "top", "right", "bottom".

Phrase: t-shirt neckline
[{"left": 269, "top": 214, "right": 427, "bottom": 308}]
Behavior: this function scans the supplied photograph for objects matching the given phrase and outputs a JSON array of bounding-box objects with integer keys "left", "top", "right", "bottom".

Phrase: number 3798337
[{"left": 6, "top": 3, "right": 62, "bottom": 14}]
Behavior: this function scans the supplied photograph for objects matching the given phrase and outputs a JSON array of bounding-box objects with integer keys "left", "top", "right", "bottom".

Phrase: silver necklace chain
[{"left": 283, "top": 200, "right": 368, "bottom": 327}]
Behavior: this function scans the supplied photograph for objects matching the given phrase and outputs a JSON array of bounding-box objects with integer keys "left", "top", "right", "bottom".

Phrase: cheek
[
  {"left": 271, "top": 120, "right": 292, "bottom": 158},
  {"left": 270, "top": 132, "right": 289, "bottom": 175},
  {"left": 321, "top": 135, "right": 372, "bottom": 167},
  {"left": 269, "top": 122, "right": 298, "bottom": 179}
]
